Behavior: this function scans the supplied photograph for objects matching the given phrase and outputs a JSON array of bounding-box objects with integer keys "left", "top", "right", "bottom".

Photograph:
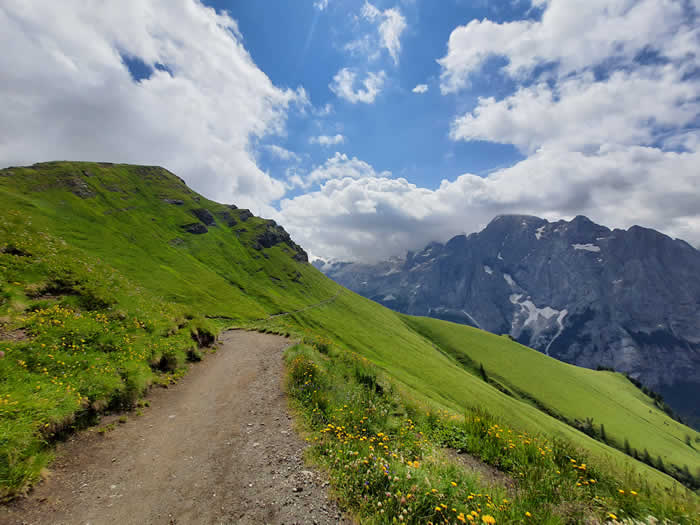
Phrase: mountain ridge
[{"left": 316, "top": 214, "right": 700, "bottom": 428}]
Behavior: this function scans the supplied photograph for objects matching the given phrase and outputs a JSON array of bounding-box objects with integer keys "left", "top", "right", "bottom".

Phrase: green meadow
[{"left": 0, "top": 162, "right": 697, "bottom": 521}]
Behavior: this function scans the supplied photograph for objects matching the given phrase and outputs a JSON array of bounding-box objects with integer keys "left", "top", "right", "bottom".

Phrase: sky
[{"left": 1, "top": 0, "right": 699, "bottom": 261}]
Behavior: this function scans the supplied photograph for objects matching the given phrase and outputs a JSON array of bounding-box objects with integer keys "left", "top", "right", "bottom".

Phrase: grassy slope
[
  {"left": 1, "top": 162, "right": 696, "bottom": 500},
  {"left": 0, "top": 162, "right": 334, "bottom": 319},
  {"left": 272, "top": 289, "right": 695, "bottom": 490},
  {"left": 400, "top": 315, "right": 700, "bottom": 476}
]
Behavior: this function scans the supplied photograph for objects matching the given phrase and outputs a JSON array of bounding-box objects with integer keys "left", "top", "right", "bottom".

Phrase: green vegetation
[
  {"left": 1, "top": 162, "right": 698, "bottom": 521},
  {"left": 285, "top": 342, "right": 695, "bottom": 523},
  {"left": 401, "top": 315, "right": 700, "bottom": 489}
]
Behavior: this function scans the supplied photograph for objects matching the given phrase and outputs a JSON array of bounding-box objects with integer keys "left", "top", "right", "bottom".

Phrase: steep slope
[
  {"left": 1, "top": 162, "right": 697, "bottom": 504},
  {"left": 0, "top": 161, "right": 330, "bottom": 319},
  {"left": 318, "top": 214, "right": 700, "bottom": 427}
]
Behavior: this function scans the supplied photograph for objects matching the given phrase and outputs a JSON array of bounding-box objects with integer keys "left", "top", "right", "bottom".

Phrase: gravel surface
[{"left": 1, "top": 330, "right": 349, "bottom": 525}]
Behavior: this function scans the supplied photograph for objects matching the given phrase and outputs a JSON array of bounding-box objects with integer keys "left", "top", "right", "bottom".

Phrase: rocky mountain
[{"left": 315, "top": 215, "right": 700, "bottom": 428}]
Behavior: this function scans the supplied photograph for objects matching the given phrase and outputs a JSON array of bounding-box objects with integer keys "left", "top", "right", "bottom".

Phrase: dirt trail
[{"left": 1, "top": 331, "right": 348, "bottom": 525}]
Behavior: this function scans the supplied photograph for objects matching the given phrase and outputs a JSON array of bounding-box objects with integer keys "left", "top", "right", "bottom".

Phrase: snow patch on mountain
[{"left": 572, "top": 243, "right": 601, "bottom": 252}]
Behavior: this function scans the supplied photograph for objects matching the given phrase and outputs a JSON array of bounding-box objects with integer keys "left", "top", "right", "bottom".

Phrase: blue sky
[
  {"left": 209, "top": 0, "right": 525, "bottom": 193},
  {"left": 1, "top": 0, "right": 699, "bottom": 260}
]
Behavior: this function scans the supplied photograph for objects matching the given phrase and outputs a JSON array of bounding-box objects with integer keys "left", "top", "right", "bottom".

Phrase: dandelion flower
[{"left": 482, "top": 515, "right": 496, "bottom": 524}]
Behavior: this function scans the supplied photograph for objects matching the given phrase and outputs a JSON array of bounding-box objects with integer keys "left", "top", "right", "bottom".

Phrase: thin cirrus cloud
[
  {"left": 309, "top": 134, "right": 346, "bottom": 146},
  {"left": 0, "top": 0, "right": 307, "bottom": 216},
  {"left": 276, "top": 0, "right": 700, "bottom": 261},
  {"left": 331, "top": 2, "right": 406, "bottom": 106},
  {"left": 360, "top": 1, "right": 407, "bottom": 65},
  {"left": 265, "top": 145, "right": 301, "bottom": 162}
]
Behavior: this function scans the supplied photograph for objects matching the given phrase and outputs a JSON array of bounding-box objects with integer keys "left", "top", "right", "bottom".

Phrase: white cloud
[
  {"left": 329, "top": 68, "right": 386, "bottom": 104},
  {"left": 0, "top": 0, "right": 306, "bottom": 214},
  {"left": 278, "top": 146, "right": 700, "bottom": 261},
  {"left": 312, "top": 103, "right": 333, "bottom": 117},
  {"left": 451, "top": 67, "right": 699, "bottom": 154},
  {"left": 438, "top": 0, "right": 694, "bottom": 93},
  {"left": 314, "top": 0, "right": 329, "bottom": 11},
  {"left": 266, "top": 145, "right": 301, "bottom": 162},
  {"left": 280, "top": 0, "right": 700, "bottom": 262},
  {"left": 412, "top": 83, "right": 428, "bottom": 94},
  {"left": 359, "top": 2, "right": 407, "bottom": 65},
  {"left": 310, "top": 134, "right": 346, "bottom": 146},
  {"left": 308, "top": 152, "right": 390, "bottom": 184}
]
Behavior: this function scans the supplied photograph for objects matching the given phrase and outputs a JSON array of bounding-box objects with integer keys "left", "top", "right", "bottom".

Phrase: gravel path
[{"left": 1, "top": 330, "right": 348, "bottom": 525}]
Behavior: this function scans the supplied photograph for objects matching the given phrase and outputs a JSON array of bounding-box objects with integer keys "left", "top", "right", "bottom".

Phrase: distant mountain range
[{"left": 315, "top": 215, "right": 700, "bottom": 428}]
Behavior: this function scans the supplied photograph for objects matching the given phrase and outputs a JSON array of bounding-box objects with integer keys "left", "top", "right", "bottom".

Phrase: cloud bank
[{"left": 0, "top": 0, "right": 305, "bottom": 213}]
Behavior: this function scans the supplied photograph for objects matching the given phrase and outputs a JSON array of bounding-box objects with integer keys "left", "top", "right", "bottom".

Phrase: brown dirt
[
  {"left": 0, "top": 328, "right": 27, "bottom": 342},
  {"left": 1, "top": 330, "right": 349, "bottom": 525},
  {"left": 447, "top": 449, "right": 517, "bottom": 494}
]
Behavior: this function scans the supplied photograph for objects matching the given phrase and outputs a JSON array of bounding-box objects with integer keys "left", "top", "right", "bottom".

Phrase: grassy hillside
[
  {"left": 257, "top": 289, "right": 699, "bottom": 488},
  {"left": 1, "top": 162, "right": 698, "bottom": 521},
  {"left": 0, "top": 162, "right": 334, "bottom": 319},
  {"left": 401, "top": 316, "right": 700, "bottom": 486}
]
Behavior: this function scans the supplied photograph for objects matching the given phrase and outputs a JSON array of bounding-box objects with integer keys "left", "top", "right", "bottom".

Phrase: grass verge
[{"left": 284, "top": 342, "right": 698, "bottom": 524}]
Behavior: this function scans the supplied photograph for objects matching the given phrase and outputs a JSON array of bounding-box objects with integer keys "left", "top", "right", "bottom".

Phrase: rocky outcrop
[
  {"left": 217, "top": 210, "right": 237, "bottom": 227},
  {"left": 254, "top": 220, "right": 308, "bottom": 263},
  {"left": 319, "top": 215, "right": 700, "bottom": 427},
  {"left": 181, "top": 223, "right": 208, "bottom": 234},
  {"left": 191, "top": 208, "right": 215, "bottom": 226},
  {"left": 238, "top": 209, "right": 253, "bottom": 222}
]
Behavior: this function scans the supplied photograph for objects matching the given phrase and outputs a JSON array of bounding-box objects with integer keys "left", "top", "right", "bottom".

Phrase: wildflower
[
  {"left": 482, "top": 515, "right": 496, "bottom": 524},
  {"left": 630, "top": 490, "right": 637, "bottom": 496},
  {"left": 451, "top": 481, "right": 458, "bottom": 487},
  {"left": 525, "top": 512, "right": 532, "bottom": 518},
  {"left": 608, "top": 513, "right": 618, "bottom": 520},
  {"left": 618, "top": 489, "right": 625, "bottom": 494}
]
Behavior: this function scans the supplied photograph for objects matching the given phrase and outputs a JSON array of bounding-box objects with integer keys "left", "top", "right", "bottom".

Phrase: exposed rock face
[
  {"left": 254, "top": 220, "right": 308, "bottom": 263},
  {"left": 181, "top": 223, "right": 208, "bottom": 234},
  {"left": 163, "top": 198, "right": 184, "bottom": 205},
  {"left": 191, "top": 208, "right": 215, "bottom": 226},
  {"left": 217, "top": 210, "right": 237, "bottom": 227},
  {"left": 317, "top": 215, "right": 700, "bottom": 427},
  {"left": 238, "top": 209, "right": 253, "bottom": 221}
]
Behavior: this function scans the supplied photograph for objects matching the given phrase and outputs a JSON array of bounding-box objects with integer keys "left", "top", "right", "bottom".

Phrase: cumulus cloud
[
  {"left": 277, "top": 0, "right": 698, "bottom": 261},
  {"left": 438, "top": 0, "right": 694, "bottom": 93},
  {"left": 329, "top": 68, "right": 386, "bottom": 104},
  {"left": 451, "top": 67, "right": 699, "bottom": 154},
  {"left": 277, "top": 146, "right": 700, "bottom": 261},
  {"left": 279, "top": 1, "right": 700, "bottom": 261},
  {"left": 314, "top": 0, "right": 329, "bottom": 11},
  {"left": 288, "top": 152, "right": 390, "bottom": 190},
  {"left": 412, "top": 84, "right": 428, "bottom": 94},
  {"left": 310, "top": 134, "right": 346, "bottom": 146},
  {"left": 0, "top": 0, "right": 305, "bottom": 213}
]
